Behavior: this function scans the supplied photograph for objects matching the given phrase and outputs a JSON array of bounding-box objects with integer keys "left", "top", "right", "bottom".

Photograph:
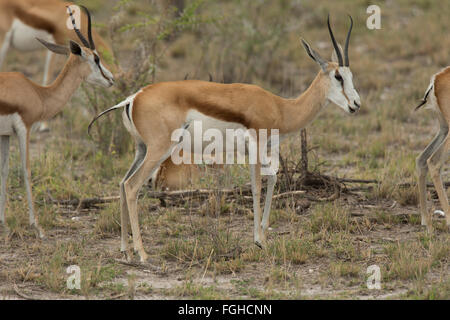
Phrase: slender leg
[
  {"left": 0, "top": 136, "right": 10, "bottom": 233},
  {"left": 416, "top": 125, "right": 448, "bottom": 226},
  {"left": 123, "top": 142, "right": 178, "bottom": 262},
  {"left": 42, "top": 50, "right": 53, "bottom": 85},
  {"left": 120, "top": 142, "right": 147, "bottom": 254},
  {"left": 35, "top": 51, "right": 54, "bottom": 133},
  {"left": 427, "top": 135, "right": 450, "bottom": 232},
  {"left": 0, "top": 28, "right": 12, "bottom": 71},
  {"left": 261, "top": 173, "right": 277, "bottom": 234},
  {"left": 17, "top": 129, "right": 44, "bottom": 238},
  {"left": 251, "top": 162, "right": 264, "bottom": 247}
]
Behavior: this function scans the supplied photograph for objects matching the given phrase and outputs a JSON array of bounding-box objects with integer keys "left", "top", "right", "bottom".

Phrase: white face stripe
[
  {"left": 84, "top": 49, "right": 114, "bottom": 87},
  {"left": 327, "top": 67, "right": 361, "bottom": 113}
]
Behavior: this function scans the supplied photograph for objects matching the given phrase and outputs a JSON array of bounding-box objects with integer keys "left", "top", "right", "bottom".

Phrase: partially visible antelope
[
  {"left": 416, "top": 69, "right": 450, "bottom": 232},
  {"left": 0, "top": 0, "right": 117, "bottom": 85},
  {"left": 0, "top": 6, "right": 114, "bottom": 238},
  {"left": 90, "top": 15, "right": 360, "bottom": 263}
]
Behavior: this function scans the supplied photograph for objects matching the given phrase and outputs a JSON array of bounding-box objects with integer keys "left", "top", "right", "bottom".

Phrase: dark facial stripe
[
  {"left": 335, "top": 71, "right": 351, "bottom": 104},
  {"left": 94, "top": 55, "right": 110, "bottom": 81}
]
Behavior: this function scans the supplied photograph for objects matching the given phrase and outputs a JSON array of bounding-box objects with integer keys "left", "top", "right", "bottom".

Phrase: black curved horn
[
  {"left": 80, "top": 5, "right": 95, "bottom": 50},
  {"left": 344, "top": 15, "right": 353, "bottom": 67},
  {"left": 67, "top": 6, "right": 90, "bottom": 48},
  {"left": 327, "top": 14, "right": 343, "bottom": 66}
]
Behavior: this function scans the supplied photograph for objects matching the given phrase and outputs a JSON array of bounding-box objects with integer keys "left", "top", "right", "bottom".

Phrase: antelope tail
[
  {"left": 415, "top": 84, "right": 433, "bottom": 111},
  {"left": 88, "top": 99, "right": 130, "bottom": 137}
]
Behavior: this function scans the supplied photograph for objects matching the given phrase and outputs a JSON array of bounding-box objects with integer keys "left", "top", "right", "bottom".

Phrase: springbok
[
  {"left": 90, "top": 15, "right": 361, "bottom": 262},
  {"left": 416, "top": 68, "right": 450, "bottom": 232},
  {"left": 0, "top": 6, "right": 114, "bottom": 238},
  {"left": 0, "top": 0, "right": 117, "bottom": 85}
]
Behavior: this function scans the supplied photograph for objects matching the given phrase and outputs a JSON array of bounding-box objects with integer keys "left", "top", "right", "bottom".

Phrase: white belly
[
  {"left": 11, "top": 19, "right": 53, "bottom": 51},
  {"left": 0, "top": 113, "right": 22, "bottom": 136},
  {"left": 185, "top": 109, "right": 248, "bottom": 152}
]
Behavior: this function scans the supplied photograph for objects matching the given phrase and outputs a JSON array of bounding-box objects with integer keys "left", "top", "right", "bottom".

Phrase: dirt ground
[{"left": 0, "top": 0, "right": 449, "bottom": 300}]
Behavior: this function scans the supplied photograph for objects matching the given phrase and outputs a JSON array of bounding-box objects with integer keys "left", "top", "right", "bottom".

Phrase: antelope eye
[
  {"left": 94, "top": 55, "right": 100, "bottom": 64},
  {"left": 335, "top": 74, "right": 343, "bottom": 82}
]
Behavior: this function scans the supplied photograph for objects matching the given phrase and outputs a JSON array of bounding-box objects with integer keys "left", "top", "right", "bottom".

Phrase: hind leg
[
  {"left": 120, "top": 141, "right": 147, "bottom": 254},
  {"left": 427, "top": 135, "right": 450, "bottom": 232},
  {"left": 123, "top": 140, "right": 179, "bottom": 262},
  {"left": 0, "top": 136, "right": 10, "bottom": 234},
  {"left": 416, "top": 125, "right": 448, "bottom": 226}
]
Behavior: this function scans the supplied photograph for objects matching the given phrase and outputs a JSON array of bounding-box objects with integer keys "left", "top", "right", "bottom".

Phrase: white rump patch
[{"left": 121, "top": 91, "right": 142, "bottom": 140}]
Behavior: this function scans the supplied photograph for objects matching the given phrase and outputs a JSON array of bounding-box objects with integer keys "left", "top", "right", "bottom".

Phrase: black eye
[
  {"left": 335, "top": 74, "right": 343, "bottom": 82},
  {"left": 94, "top": 55, "right": 100, "bottom": 64}
]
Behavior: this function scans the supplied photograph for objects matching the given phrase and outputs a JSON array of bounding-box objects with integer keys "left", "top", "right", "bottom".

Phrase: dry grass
[{"left": 0, "top": 0, "right": 449, "bottom": 300}]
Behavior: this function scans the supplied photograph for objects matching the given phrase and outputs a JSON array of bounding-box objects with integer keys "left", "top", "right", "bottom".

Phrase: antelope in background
[
  {"left": 0, "top": 6, "right": 114, "bottom": 238},
  {"left": 0, "top": 0, "right": 119, "bottom": 132},
  {"left": 0, "top": 0, "right": 117, "bottom": 85},
  {"left": 90, "top": 15, "right": 360, "bottom": 263},
  {"left": 416, "top": 69, "right": 450, "bottom": 232}
]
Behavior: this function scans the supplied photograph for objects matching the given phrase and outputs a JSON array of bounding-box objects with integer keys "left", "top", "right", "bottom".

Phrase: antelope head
[
  {"left": 301, "top": 15, "right": 361, "bottom": 114},
  {"left": 37, "top": 6, "right": 114, "bottom": 88}
]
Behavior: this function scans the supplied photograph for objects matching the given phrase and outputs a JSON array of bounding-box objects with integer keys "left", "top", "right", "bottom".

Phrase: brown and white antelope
[
  {"left": 416, "top": 69, "right": 450, "bottom": 232},
  {"left": 90, "top": 16, "right": 360, "bottom": 263},
  {"left": 0, "top": 0, "right": 117, "bottom": 85},
  {"left": 0, "top": 6, "right": 114, "bottom": 238}
]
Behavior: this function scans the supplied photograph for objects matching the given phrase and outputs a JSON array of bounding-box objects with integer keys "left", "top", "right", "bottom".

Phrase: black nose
[{"left": 354, "top": 101, "right": 361, "bottom": 109}]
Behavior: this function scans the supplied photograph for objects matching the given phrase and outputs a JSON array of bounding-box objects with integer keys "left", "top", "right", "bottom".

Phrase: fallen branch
[
  {"left": 146, "top": 188, "right": 251, "bottom": 199},
  {"left": 272, "top": 190, "right": 306, "bottom": 200},
  {"left": 13, "top": 283, "right": 36, "bottom": 300},
  {"left": 52, "top": 174, "right": 450, "bottom": 210},
  {"left": 338, "top": 178, "right": 450, "bottom": 188},
  {"left": 53, "top": 196, "right": 119, "bottom": 208},
  {"left": 338, "top": 178, "right": 379, "bottom": 184}
]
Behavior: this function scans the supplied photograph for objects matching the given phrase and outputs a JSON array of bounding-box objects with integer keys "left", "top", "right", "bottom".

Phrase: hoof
[
  {"left": 139, "top": 252, "right": 149, "bottom": 263},
  {"left": 254, "top": 240, "right": 265, "bottom": 249},
  {"left": 32, "top": 224, "right": 45, "bottom": 239},
  {"left": 121, "top": 248, "right": 133, "bottom": 262}
]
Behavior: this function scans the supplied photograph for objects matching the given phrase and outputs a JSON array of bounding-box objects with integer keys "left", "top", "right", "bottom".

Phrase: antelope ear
[
  {"left": 301, "top": 38, "right": 328, "bottom": 72},
  {"left": 69, "top": 40, "right": 83, "bottom": 56},
  {"left": 36, "top": 38, "right": 69, "bottom": 55},
  {"left": 331, "top": 43, "right": 344, "bottom": 64}
]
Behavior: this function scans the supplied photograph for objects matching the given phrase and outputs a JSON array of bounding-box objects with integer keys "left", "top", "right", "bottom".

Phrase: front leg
[
  {"left": 0, "top": 136, "right": 10, "bottom": 234},
  {"left": 17, "top": 128, "right": 44, "bottom": 238},
  {"left": 261, "top": 173, "right": 277, "bottom": 234},
  {"left": 0, "top": 28, "right": 13, "bottom": 71},
  {"left": 251, "top": 163, "right": 264, "bottom": 248}
]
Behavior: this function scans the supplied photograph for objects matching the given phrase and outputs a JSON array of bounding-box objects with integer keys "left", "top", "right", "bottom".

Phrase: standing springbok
[
  {"left": 0, "top": 6, "right": 114, "bottom": 238},
  {"left": 0, "top": 0, "right": 117, "bottom": 85},
  {"left": 416, "top": 69, "right": 450, "bottom": 232},
  {"left": 90, "top": 16, "right": 360, "bottom": 263}
]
